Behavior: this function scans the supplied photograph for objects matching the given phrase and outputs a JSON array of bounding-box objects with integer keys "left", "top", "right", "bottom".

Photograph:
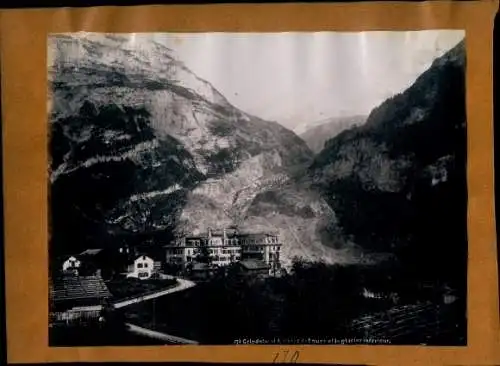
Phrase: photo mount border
[{"left": 1, "top": 1, "right": 499, "bottom": 364}]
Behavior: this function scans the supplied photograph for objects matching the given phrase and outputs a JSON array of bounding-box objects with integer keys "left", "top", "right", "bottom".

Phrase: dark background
[{"left": 0, "top": 1, "right": 498, "bottom": 366}]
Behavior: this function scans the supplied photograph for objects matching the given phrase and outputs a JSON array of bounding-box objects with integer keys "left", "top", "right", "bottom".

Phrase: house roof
[
  {"left": 239, "top": 259, "right": 270, "bottom": 270},
  {"left": 135, "top": 255, "right": 154, "bottom": 261},
  {"left": 191, "top": 262, "right": 214, "bottom": 271},
  {"left": 79, "top": 248, "right": 103, "bottom": 256},
  {"left": 50, "top": 273, "right": 112, "bottom": 302},
  {"left": 64, "top": 256, "right": 79, "bottom": 262},
  {"left": 238, "top": 233, "right": 269, "bottom": 240}
]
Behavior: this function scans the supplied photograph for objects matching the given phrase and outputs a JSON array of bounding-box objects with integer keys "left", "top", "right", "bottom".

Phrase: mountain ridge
[{"left": 307, "top": 38, "right": 467, "bottom": 289}]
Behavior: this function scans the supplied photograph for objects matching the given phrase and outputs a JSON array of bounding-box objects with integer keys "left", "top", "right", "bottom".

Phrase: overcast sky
[{"left": 152, "top": 30, "right": 464, "bottom": 131}]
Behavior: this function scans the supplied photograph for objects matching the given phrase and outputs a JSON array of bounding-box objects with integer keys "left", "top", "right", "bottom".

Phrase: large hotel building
[{"left": 164, "top": 228, "right": 282, "bottom": 272}]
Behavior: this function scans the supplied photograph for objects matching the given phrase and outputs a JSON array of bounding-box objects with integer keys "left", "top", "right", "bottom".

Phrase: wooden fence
[{"left": 50, "top": 307, "right": 103, "bottom": 326}]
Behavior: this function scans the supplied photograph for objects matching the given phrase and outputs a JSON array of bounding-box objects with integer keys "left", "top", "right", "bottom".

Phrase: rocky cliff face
[
  {"left": 307, "top": 39, "right": 467, "bottom": 288},
  {"left": 49, "top": 33, "right": 466, "bottom": 274},
  {"left": 49, "top": 33, "right": 348, "bottom": 266}
]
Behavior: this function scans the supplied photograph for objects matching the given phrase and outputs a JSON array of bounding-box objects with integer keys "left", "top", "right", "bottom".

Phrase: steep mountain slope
[
  {"left": 296, "top": 115, "right": 366, "bottom": 153},
  {"left": 49, "top": 33, "right": 347, "bottom": 265},
  {"left": 308, "top": 39, "right": 467, "bottom": 289}
]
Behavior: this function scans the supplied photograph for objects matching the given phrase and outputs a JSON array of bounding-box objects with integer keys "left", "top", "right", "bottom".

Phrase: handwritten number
[
  {"left": 273, "top": 350, "right": 300, "bottom": 363},
  {"left": 273, "top": 352, "right": 280, "bottom": 363},
  {"left": 282, "top": 350, "right": 289, "bottom": 362}
]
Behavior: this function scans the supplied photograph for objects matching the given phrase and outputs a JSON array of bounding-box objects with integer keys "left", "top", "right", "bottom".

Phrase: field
[{"left": 122, "top": 260, "right": 466, "bottom": 345}]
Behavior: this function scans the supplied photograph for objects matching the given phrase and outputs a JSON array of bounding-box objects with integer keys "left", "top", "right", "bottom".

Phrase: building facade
[
  {"left": 62, "top": 256, "right": 81, "bottom": 274},
  {"left": 164, "top": 228, "right": 282, "bottom": 274}
]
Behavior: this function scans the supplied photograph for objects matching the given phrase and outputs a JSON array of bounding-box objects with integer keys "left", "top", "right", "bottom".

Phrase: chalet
[
  {"left": 49, "top": 271, "right": 112, "bottom": 326},
  {"left": 126, "top": 255, "right": 155, "bottom": 280},
  {"left": 62, "top": 256, "right": 81, "bottom": 274},
  {"left": 236, "top": 259, "right": 271, "bottom": 278}
]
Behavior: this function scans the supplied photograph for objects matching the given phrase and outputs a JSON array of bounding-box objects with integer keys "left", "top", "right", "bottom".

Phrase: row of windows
[
  {"left": 240, "top": 237, "right": 279, "bottom": 245},
  {"left": 222, "top": 249, "right": 241, "bottom": 255},
  {"left": 186, "top": 238, "right": 232, "bottom": 246},
  {"left": 243, "top": 246, "right": 265, "bottom": 252},
  {"left": 166, "top": 245, "right": 281, "bottom": 256},
  {"left": 137, "top": 263, "right": 149, "bottom": 268},
  {"left": 186, "top": 255, "right": 241, "bottom": 262},
  {"left": 217, "top": 255, "right": 241, "bottom": 262}
]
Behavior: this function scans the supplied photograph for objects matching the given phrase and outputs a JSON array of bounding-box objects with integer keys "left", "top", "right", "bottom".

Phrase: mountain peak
[{"left": 49, "top": 33, "right": 231, "bottom": 111}]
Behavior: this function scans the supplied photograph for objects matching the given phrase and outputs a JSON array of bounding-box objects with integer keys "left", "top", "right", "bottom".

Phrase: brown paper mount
[{"left": 1, "top": 1, "right": 499, "bottom": 365}]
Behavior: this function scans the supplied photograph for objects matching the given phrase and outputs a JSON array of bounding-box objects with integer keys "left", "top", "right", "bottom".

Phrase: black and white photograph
[{"left": 48, "top": 30, "right": 467, "bottom": 347}]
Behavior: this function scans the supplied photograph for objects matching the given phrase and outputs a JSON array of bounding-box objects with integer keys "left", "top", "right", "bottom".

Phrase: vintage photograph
[{"left": 48, "top": 30, "right": 467, "bottom": 346}]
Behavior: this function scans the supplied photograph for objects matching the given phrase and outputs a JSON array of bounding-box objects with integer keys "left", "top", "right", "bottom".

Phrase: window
[
  {"left": 137, "top": 263, "right": 143, "bottom": 268},
  {"left": 144, "top": 263, "right": 148, "bottom": 268}
]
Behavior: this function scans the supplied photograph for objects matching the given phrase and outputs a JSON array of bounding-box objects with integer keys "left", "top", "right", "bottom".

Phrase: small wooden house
[
  {"left": 62, "top": 256, "right": 81, "bottom": 274},
  {"left": 49, "top": 272, "right": 112, "bottom": 326},
  {"left": 236, "top": 259, "right": 270, "bottom": 278}
]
